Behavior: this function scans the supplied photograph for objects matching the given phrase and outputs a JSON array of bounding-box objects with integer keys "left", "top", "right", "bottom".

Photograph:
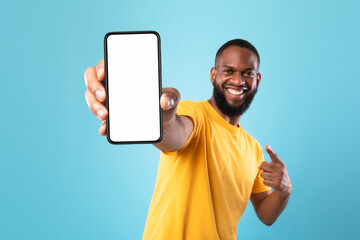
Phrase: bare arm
[
  {"left": 250, "top": 145, "right": 292, "bottom": 226},
  {"left": 84, "top": 59, "right": 194, "bottom": 152},
  {"left": 250, "top": 189, "right": 291, "bottom": 226}
]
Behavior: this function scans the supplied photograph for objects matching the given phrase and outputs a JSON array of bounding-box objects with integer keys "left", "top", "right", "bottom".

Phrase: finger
[
  {"left": 96, "top": 59, "right": 105, "bottom": 82},
  {"left": 84, "top": 66, "right": 106, "bottom": 103},
  {"left": 259, "top": 161, "right": 275, "bottom": 173},
  {"left": 263, "top": 179, "right": 275, "bottom": 188},
  {"left": 265, "top": 145, "right": 283, "bottom": 164},
  {"left": 99, "top": 120, "right": 106, "bottom": 136},
  {"left": 260, "top": 171, "right": 273, "bottom": 180},
  {"left": 85, "top": 89, "right": 108, "bottom": 121},
  {"left": 160, "top": 87, "right": 181, "bottom": 111}
]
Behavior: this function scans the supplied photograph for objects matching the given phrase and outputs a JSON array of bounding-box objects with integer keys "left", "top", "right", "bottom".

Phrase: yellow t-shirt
[{"left": 142, "top": 100, "right": 271, "bottom": 240}]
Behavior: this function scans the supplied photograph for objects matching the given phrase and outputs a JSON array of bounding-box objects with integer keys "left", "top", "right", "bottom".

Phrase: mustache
[{"left": 224, "top": 83, "right": 248, "bottom": 88}]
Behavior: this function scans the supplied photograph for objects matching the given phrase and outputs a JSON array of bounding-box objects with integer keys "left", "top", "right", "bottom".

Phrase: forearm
[{"left": 256, "top": 190, "right": 291, "bottom": 226}]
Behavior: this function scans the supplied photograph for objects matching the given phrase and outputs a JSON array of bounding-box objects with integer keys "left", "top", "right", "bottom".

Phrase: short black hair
[{"left": 215, "top": 39, "right": 260, "bottom": 68}]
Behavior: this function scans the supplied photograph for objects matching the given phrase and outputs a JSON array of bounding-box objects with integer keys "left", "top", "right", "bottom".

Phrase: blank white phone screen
[{"left": 106, "top": 32, "right": 161, "bottom": 143}]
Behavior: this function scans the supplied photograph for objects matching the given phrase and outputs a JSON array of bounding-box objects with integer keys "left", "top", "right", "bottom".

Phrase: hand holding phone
[
  {"left": 84, "top": 59, "right": 189, "bottom": 152},
  {"left": 84, "top": 59, "right": 108, "bottom": 134},
  {"left": 84, "top": 61, "right": 182, "bottom": 141}
]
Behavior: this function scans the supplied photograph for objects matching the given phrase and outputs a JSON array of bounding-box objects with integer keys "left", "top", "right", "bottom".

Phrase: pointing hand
[{"left": 259, "top": 145, "right": 292, "bottom": 196}]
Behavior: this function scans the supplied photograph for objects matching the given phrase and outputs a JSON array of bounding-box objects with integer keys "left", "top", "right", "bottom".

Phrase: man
[{"left": 84, "top": 39, "right": 292, "bottom": 240}]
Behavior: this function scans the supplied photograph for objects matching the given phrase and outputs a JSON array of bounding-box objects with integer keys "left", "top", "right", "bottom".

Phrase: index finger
[{"left": 265, "top": 145, "right": 283, "bottom": 164}]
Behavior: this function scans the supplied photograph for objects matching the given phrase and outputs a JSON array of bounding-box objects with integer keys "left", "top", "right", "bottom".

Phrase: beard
[{"left": 212, "top": 80, "right": 258, "bottom": 117}]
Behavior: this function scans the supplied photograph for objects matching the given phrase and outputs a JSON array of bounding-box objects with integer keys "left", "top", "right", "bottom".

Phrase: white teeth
[{"left": 226, "top": 88, "right": 244, "bottom": 95}]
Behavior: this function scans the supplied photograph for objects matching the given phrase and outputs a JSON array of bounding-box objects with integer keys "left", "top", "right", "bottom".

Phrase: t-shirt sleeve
[
  {"left": 251, "top": 145, "right": 273, "bottom": 194},
  {"left": 161, "top": 100, "right": 203, "bottom": 155}
]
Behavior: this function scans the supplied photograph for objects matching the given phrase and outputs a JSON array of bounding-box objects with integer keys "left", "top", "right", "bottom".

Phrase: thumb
[{"left": 160, "top": 87, "right": 180, "bottom": 111}]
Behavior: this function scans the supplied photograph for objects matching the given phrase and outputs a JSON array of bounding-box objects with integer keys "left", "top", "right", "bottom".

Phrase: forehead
[{"left": 218, "top": 46, "right": 258, "bottom": 70}]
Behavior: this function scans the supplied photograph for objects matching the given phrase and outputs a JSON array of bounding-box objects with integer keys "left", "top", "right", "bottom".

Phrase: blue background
[{"left": 1, "top": 0, "right": 359, "bottom": 239}]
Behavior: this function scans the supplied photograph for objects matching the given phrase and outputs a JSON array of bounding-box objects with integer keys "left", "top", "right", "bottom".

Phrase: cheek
[
  {"left": 214, "top": 77, "right": 225, "bottom": 88},
  {"left": 247, "top": 79, "right": 257, "bottom": 89},
  {"left": 219, "top": 76, "right": 231, "bottom": 86}
]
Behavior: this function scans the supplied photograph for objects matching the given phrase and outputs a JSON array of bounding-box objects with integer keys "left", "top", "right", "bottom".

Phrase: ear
[
  {"left": 210, "top": 67, "right": 216, "bottom": 84},
  {"left": 256, "top": 72, "right": 262, "bottom": 87}
]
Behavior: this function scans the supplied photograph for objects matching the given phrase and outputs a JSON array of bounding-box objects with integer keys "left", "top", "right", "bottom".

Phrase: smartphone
[{"left": 104, "top": 31, "right": 162, "bottom": 144}]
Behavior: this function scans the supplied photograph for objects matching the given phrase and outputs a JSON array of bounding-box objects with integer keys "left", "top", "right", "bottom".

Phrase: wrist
[{"left": 274, "top": 186, "right": 292, "bottom": 197}]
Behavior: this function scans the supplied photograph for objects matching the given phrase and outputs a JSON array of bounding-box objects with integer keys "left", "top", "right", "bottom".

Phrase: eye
[
  {"left": 243, "top": 71, "right": 255, "bottom": 77},
  {"left": 223, "top": 69, "right": 233, "bottom": 74}
]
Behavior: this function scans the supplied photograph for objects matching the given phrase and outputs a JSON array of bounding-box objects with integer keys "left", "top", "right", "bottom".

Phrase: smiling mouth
[{"left": 225, "top": 87, "right": 248, "bottom": 96}]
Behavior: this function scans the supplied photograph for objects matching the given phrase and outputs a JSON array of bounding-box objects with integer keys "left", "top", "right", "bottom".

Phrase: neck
[{"left": 207, "top": 96, "right": 242, "bottom": 127}]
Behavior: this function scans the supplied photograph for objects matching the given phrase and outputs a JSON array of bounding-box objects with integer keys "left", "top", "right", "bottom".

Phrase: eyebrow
[{"left": 222, "top": 65, "right": 255, "bottom": 71}]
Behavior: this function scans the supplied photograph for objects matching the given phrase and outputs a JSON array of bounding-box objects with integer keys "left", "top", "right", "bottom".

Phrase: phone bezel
[{"left": 104, "top": 31, "right": 163, "bottom": 145}]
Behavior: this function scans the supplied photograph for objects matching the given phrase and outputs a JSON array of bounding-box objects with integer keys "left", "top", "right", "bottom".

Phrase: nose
[{"left": 232, "top": 71, "right": 246, "bottom": 86}]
